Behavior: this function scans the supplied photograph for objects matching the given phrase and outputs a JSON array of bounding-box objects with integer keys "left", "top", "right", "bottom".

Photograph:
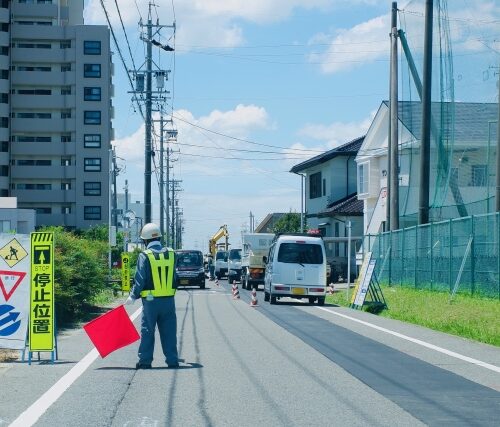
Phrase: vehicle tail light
[
  {"left": 310, "top": 288, "right": 325, "bottom": 293},
  {"left": 274, "top": 285, "right": 290, "bottom": 291}
]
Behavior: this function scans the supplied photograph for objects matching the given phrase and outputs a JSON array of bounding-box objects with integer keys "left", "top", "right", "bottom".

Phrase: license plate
[
  {"left": 180, "top": 279, "right": 189, "bottom": 285},
  {"left": 292, "top": 287, "right": 305, "bottom": 295}
]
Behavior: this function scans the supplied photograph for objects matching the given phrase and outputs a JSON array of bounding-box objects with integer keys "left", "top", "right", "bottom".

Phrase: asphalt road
[{"left": 0, "top": 279, "right": 499, "bottom": 426}]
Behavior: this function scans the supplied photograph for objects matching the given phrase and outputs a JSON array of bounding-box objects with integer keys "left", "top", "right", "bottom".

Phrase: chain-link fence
[{"left": 363, "top": 212, "right": 500, "bottom": 299}]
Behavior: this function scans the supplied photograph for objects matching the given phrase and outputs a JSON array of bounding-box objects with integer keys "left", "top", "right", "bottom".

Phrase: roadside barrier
[
  {"left": 232, "top": 283, "right": 240, "bottom": 299},
  {"left": 250, "top": 288, "right": 258, "bottom": 307}
]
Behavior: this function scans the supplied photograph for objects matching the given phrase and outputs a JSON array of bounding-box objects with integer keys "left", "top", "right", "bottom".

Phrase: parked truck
[{"left": 241, "top": 233, "right": 274, "bottom": 290}]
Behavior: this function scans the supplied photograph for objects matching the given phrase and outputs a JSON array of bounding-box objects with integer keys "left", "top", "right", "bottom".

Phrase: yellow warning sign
[
  {"left": 0, "top": 238, "right": 28, "bottom": 268},
  {"left": 121, "top": 253, "right": 130, "bottom": 292},
  {"left": 30, "top": 232, "right": 54, "bottom": 352}
]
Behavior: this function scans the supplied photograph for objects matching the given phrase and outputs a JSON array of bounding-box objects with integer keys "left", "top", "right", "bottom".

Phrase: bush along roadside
[
  {"left": 326, "top": 286, "right": 500, "bottom": 347},
  {"left": 41, "top": 226, "right": 111, "bottom": 325}
]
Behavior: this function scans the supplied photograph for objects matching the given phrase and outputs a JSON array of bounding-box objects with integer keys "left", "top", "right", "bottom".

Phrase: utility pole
[
  {"left": 496, "top": 66, "right": 500, "bottom": 212},
  {"left": 418, "top": 0, "right": 433, "bottom": 225},
  {"left": 389, "top": 1, "right": 400, "bottom": 230},
  {"left": 135, "top": 1, "right": 175, "bottom": 224},
  {"left": 112, "top": 146, "right": 118, "bottom": 230},
  {"left": 170, "top": 179, "right": 182, "bottom": 248},
  {"left": 159, "top": 115, "right": 164, "bottom": 243},
  {"left": 124, "top": 180, "right": 129, "bottom": 213}
]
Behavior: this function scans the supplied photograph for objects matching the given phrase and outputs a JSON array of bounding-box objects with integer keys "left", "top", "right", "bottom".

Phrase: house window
[
  {"left": 84, "top": 87, "right": 101, "bottom": 101},
  {"left": 84, "top": 206, "right": 101, "bottom": 220},
  {"left": 471, "top": 165, "right": 487, "bottom": 187},
  {"left": 84, "top": 111, "right": 101, "bottom": 125},
  {"left": 358, "top": 162, "right": 369, "bottom": 195},
  {"left": 84, "top": 134, "right": 101, "bottom": 148},
  {"left": 84, "top": 158, "right": 101, "bottom": 171},
  {"left": 84, "top": 182, "right": 101, "bottom": 196},
  {"left": 309, "top": 172, "right": 322, "bottom": 199},
  {"left": 84, "top": 64, "right": 101, "bottom": 78},
  {"left": 84, "top": 41, "right": 101, "bottom": 55}
]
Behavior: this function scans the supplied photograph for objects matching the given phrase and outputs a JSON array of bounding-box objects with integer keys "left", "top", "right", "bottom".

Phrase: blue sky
[{"left": 84, "top": 0, "right": 499, "bottom": 250}]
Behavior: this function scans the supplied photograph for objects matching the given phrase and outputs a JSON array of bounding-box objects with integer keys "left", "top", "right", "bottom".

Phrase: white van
[
  {"left": 263, "top": 234, "right": 326, "bottom": 305},
  {"left": 214, "top": 250, "right": 228, "bottom": 279}
]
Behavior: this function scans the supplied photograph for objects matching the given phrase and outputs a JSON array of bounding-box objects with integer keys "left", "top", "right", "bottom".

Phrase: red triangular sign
[{"left": 0, "top": 270, "right": 27, "bottom": 301}]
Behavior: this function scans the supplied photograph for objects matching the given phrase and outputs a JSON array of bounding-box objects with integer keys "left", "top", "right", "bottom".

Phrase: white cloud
[
  {"left": 298, "top": 112, "right": 374, "bottom": 148},
  {"left": 309, "top": 14, "right": 389, "bottom": 74}
]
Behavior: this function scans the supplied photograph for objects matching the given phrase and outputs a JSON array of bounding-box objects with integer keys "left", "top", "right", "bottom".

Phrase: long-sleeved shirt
[{"left": 130, "top": 241, "right": 176, "bottom": 300}]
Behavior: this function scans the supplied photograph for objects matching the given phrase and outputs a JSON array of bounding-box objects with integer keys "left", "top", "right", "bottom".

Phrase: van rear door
[{"left": 276, "top": 241, "right": 324, "bottom": 286}]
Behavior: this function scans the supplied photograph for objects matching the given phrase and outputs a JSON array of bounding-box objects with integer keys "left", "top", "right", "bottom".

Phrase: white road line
[
  {"left": 9, "top": 306, "right": 143, "bottom": 427},
  {"left": 316, "top": 306, "right": 500, "bottom": 374}
]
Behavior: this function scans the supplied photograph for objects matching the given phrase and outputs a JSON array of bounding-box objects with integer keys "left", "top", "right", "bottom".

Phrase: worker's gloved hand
[{"left": 125, "top": 295, "right": 136, "bottom": 305}]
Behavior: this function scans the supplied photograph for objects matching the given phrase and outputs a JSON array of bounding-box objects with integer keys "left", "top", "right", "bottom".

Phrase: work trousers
[{"left": 138, "top": 296, "right": 178, "bottom": 365}]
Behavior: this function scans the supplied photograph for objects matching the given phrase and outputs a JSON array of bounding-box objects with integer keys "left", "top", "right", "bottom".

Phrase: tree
[{"left": 272, "top": 212, "right": 303, "bottom": 234}]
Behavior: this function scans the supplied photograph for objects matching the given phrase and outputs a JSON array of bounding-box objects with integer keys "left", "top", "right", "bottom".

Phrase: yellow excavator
[{"left": 209, "top": 225, "right": 229, "bottom": 257}]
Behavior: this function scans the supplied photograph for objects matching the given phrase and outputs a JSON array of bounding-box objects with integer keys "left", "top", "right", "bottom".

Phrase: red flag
[{"left": 83, "top": 305, "right": 140, "bottom": 358}]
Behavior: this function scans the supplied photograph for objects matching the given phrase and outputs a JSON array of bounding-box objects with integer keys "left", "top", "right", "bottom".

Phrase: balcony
[
  {"left": 12, "top": 71, "right": 76, "bottom": 86},
  {"left": 13, "top": 189, "right": 76, "bottom": 204},
  {"left": 12, "top": 117, "right": 76, "bottom": 134},
  {"left": 11, "top": 141, "right": 76, "bottom": 156},
  {"left": 12, "top": 94, "right": 76, "bottom": 110},
  {"left": 11, "top": 165, "right": 76, "bottom": 180}
]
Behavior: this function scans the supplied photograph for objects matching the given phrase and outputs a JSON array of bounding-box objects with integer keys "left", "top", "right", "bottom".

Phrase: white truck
[{"left": 241, "top": 233, "right": 274, "bottom": 290}]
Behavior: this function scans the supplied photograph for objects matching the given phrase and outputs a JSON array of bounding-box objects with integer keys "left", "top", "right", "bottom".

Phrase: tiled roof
[
  {"left": 382, "top": 101, "right": 498, "bottom": 143},
  {"left": 290, "top": 135, "right": 364, "bottom": 173},
  {"left": 318, "top": 193, "right": 363, "bottom": 217}
]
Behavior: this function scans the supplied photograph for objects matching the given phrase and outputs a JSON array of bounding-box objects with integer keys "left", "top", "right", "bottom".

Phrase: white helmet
[{"left": 140, "top": 223, "right": 161, "bottom": 240}]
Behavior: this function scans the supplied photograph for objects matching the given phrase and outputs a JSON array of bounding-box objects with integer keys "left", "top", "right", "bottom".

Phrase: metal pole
[
  {"left": 418, "top": 0, "right": 433, "bottom": 225},
  {"left": 108, "top": 148, "right": 112, "bottom": 276},
  {"left": 112, "top": 147, "right": 118, "bottom": 230},
  {"left": 166, "top": 140, "right": 170, "bottom": 246},
  {"left": 171, "top": 180, "right": 175, "bottom": 247},
  {"left": 124, "top": 180, "right": 128, "bottom": 212},
  {"left": 301, "top": 174, "right": 304, "bottom": 232},
  {"left": 144, "top": 3, "right": 153, "bottom": 223},
  {"left": 346, "top": 221, "right": 352, "bottom": 302},
  {"left": 159, "top": 115, "right": 164, "bottom": 243},
  {"left": 496, "top": 67, "right": 500, "bottom": 212},
  {"left": 390, "top": 2, "right": 400, "bottom": 230}
]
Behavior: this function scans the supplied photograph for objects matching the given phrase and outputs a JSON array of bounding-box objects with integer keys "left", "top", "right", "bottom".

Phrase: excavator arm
[{"left": 209, "top": 225, "right": 229, "bottom": 257}]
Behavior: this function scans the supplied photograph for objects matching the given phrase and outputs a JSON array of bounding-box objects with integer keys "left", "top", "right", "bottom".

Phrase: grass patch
[{"left": 326, "top": 286, "right": 500, "bottom": 347}]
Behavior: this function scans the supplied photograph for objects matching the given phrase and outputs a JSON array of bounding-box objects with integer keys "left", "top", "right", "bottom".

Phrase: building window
[
  {"left": 0, "top": 165, "right": 7, "bottom": 176},
  {"left": 358, "top": 162, "right": 369, "bottom": 195},
  {"left": 0, "top": 93, "right": 7, "bottom": 103},
  {"left": 18, "top": 43, "right": 51, "bottom": 49},
  {"left": 17, "top": 112, "right": 51, "bottom": 119},
  {"left": 18, "top": 159, "right": 51, "bottom": 166},
  {"left": 17, "top": 89, "right": 51, "bottom": 95},
  {"left": 61, "top": 157, "right": 71, "bottom": 166},
  {"left": 84, "top": 64, "right": 101, "bottom": 78},
  {"left": 16, "top": 136, "right": 51, "bottom": 142},
  {"left": 61, "top": 182, "right": 71, "bottom": 190},
  {"left": 17, "top": 183, "right": 51, "bottom": 190},
  {"left": 84, "top": 87, "right": 101, "bottom": 101},
  {"left": 84, "top": 158, "right": 101, "bottom": 171},
  {"left": 60, "top": 40, "right": 71, "bottom": 49},
  {"left": 84, "top": 41, "right": 101, "bottom": 55},
  {"left": 0, "top": 69, "right": 8, "bottom": 79},
  {"left": 84, "top": 111, "right": 101, "bottom": 125},
  {"left": 84, "top": 182, "right": 101, "bottom": 196},
  {"left": 0, "top": 23, "right": 8, "bottom": 32},
  {"left": 309, "top": 172, "right": 322, "bottom": 199},
  {"left": 61, "top": 206, "right": 71, "bottom": 214},
  {"left": 471, "top": 165, "right": 487, "bottom": 187},
  {"left": 0, "top": 117, "right": 7, "bottom": 128},
  {"left": 61, "top": 134, "right": 71, "bottom": 142},
  {"left": 17, "top": 66, "right": 50, "bottom": 72},
  {"left": 84, "top": 206, "right": 101, "bottom": 220},
  {"left": 0, "top": 46, "right": 8, "bottom": 56},
  {"left": 35, "top": 207, "right": 52, "bottom": 214},
  {"left": 61, "top": 86, "right": 71, "bottom": 95},
  {"left": 61, "top": 110, "right": 71, "bottom": 119},
  {"left": 1, "top": 0, "right": 8, "bottom": 8},
  {"left": 61, "top": 63, "right": 71, "bottom": 72},
  {"left": 84, "top": 134, "right": 101, "bottom": 148},
  {"left": 1, "top": 141, "right": 7, "bottom": 152}
]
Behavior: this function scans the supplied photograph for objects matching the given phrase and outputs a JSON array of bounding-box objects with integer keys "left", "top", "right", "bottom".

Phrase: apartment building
[{"left": 0, "top": 0, "right": 113, "bottom": 229}]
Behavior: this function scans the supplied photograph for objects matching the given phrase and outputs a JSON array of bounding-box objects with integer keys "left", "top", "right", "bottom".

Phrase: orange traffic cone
[
  {"left": 328, "top": 283, "right": 335, "bottom": 295},
  {"left": 232, "top": 283, "right": 240, "bottom": 299},
  {"left": 250, "top": 288, "right": 258, "bottom": 307}
]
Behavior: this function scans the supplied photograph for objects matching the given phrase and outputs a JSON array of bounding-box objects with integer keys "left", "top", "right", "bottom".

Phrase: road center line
[
  {"left": 9, "top": 306, "right": 143, "bottom": 427},
  {"left": 316, "top": 306, "right": 500, "bottom": 374}
]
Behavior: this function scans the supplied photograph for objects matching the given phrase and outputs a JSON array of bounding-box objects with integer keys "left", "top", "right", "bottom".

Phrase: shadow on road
[{"left": 96, "top": 362, "right": 204, "bottom": 371}]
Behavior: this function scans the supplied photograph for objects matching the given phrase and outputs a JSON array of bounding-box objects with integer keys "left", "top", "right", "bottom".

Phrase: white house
[
  {"left": 290, "top": 137, "right": 364, "bottom": 280},
  {"left": 356, "top": 101, "right": 498, "bottom": 236}
]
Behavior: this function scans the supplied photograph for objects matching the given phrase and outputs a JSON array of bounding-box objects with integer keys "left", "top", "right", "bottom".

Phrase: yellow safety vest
[{"left": 140, "top": 249, "right": 176, "bottom": 297}]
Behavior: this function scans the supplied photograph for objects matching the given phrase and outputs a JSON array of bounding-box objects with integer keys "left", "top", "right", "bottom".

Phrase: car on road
[
  {"left": 263, "top": 233, "right": 326, "bottom": 305},
  {"left": 175, "top": 250, "right": 205, "bottom": 289}
]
